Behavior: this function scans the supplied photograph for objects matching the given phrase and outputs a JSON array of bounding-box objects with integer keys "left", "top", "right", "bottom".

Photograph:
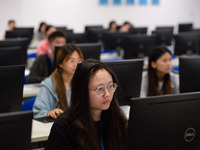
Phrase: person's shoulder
[
  {"left": 170, "top": 72, "right": 179, "bottom": 79},
  {"left": 54, "top": 111, "right": 71, "bottom": 128},
  {"left": 41, "top": 76, "right": 53, "bottom": 88},
  {"left": 142, "top": 71, "right": 148, "bottom": 77},
  {"left": 36, "top": 54, "right": 49, "bottom": 60}
]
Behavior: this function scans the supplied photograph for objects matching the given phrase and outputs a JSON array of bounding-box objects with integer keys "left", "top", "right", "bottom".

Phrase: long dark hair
[
  {"left": 51, "top": 44, "right": 83, "bottom": 111},
  {"left": 62, "top": 59, "right": 127, "bottom": 150},
  {"left": 148, "top": 46, "right": 173, "bottom": 96}
]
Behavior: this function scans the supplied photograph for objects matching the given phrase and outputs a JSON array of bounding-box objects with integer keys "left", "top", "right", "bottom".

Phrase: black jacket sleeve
[
  {"left": 27, "top": 54, "right": 52, "bottom": 83},
  {"left": 45, "top": 118, "right": 74, "bottom": 150}
]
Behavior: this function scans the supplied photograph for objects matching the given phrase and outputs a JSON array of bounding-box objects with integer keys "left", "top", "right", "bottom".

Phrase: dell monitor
[
  {"left": 0, "top": 65, "right": 25, "bottom": 113},
  {"left": 122, "top": 34, "right": 156, "bottom": 59},
  {"left": 104, "top": 59, "right": 144, "bottom": 105},
  {"left": 0, "top": 47, "right": 24, "bottom": 66},
  {"left": 126, "top": 92, "right": 200, "bottom": 150},
  {"left": 0, "top": 38, "right": 29, "bottom": 64},
  {"left": 76, "top": 43, "right": 102, "bottom": 60},
  {"left": 174, "top": 32, "right": 200, "bottom": 55},
  {"left": 179, "top": 56, "right": 200, "bottom": 93},
  {"left": 0, "top": 111, "right": 32, "bottom": 150}
]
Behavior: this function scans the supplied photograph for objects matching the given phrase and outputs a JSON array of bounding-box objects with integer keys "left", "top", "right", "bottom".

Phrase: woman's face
[
  {"left": 59, "top": 51, "right": 82, "bottom": 75},
  {"left": 88, "top": 69, "right": 114, "bottom": 113},
  {"left": 151, "top": 52, "right": 172, "bottom": 74}
]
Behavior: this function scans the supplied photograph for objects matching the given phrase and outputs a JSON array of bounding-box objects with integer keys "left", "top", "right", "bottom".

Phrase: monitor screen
[
  {"left": 0, "top": 111, "right": 32, "bottom": 150},
  {"left": 179, "top": 56, "right": 200, "bottom": 93},
  {"left": 174, "top": 32, "right": 200, "bottom": 55},
  {"left": 76, "top": 43, "right": 102, "bottom": 60},
  {"left": 0, "top": 65, "right": 25, "bottom": 113},
  {"left": 104, "top": 59, "right": 143, "bottom": 105},
  {"left": 0, "top": 47, "right": 24, "bottom": 66},
  {"left": 126, "top": 92, "right": 200, "bottom": 150},
  {"left": 0, "top": 38, "right": 29, "bottom": 64},
  {"left": 122, "top": 34, "right": 156, "bottom": 59}
]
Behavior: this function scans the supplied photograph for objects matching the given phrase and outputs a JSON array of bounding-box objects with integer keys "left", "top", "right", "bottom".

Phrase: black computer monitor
[
  {"left": 6, "top": 27, "right": 34, "bottom": 44},
  {"left": 85, "top": 25, "right": 103, "bottom": 33},
  {"left": 76, "top": 43, "right": 102, "bottom": 60},
  {"left": 0, "top": 47, "right": 24, "bottom": 66},
  {"left": 126, "top": 92, "right": 200, "bottom": 150},
  {"left": 86, "top": 28, "right": 108, "bottom": 43},
  {"left": 178, "top": 23, "right": 193, "bottom": 32},
  {"left": 179, "top": 56, "right": 200, "bottom": 93},
  {"left": 104, "top": 59, "right": 143, "bottom": 105},
  {"left": 0, "top": 65, "right": 25, "bottom": 113},
  {"left": 56, "top": 26, "right": 73, "bottom": 35},
  {"left": 154, "top": 27, "right": 174, "bottom": 46},
  {"left": 67, "top": 33, "right": 88, "bottom": 43},
  {"left": 174, "top": 32, "right": 200, "bottom": 55},
  {"left": 156, "top": 26, "right": 174, "bottom": 31},
  {"left": 122, "top": 34, "right": 156, "bottom": 59},
  {"left": 0, "top": 38, "right": 29, "bottom": 64},
  {"left": 0, "top": 111, "right": 32, "bottom": 150},
  {"left": 102, "top": 31, "right": 128, "bottom": 50},
  {"left": 130, "top": 27, "right": 147, "bottom": 34}
]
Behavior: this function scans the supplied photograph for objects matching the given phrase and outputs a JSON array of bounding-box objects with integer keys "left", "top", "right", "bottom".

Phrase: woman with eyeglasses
[
  {"left": 33, "top": 44, "right": 84, "bottom": 119},
  {"left": 45, "top": 59, "right": 128, "bottom": 150}
]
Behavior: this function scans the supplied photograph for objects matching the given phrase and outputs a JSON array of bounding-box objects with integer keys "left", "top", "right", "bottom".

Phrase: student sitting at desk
[
  {"left": 140, "top": 46, "right": 179, "bottom": 97},
  {"left": 45, "top": 59, "right": 127, "bottom": 150},
  {"left": 33, "top": 44, "right": 84, "bottom": 119},
  {"left": 36, "top": 25, "right": 57, "bottom": 56},
  {"left": 27, "top": 31, "right": 66, "bottom": 83}
]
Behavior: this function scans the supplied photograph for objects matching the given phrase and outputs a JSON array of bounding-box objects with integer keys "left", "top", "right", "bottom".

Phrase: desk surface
[
  {"left": 23, "top": 83, "right": 41, "bottom": 98},
  {"left": 31, "top": 119, "right": 53, "bottom": 143}
]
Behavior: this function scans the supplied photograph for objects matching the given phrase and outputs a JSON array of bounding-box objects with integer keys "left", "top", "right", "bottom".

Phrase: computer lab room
[{"left": 0, "top": 0, "right": 200, "bottom": 149}]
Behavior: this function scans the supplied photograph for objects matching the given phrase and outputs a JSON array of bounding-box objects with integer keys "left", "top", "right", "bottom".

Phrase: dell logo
[{"left": 184, "top": 127, "right": 195, "bottom": 142}]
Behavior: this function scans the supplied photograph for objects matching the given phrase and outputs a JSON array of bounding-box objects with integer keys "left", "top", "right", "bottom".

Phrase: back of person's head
[
  {"left": 67, "top": 59, "right": 127, "bottom": 149},
  {"left": 45, "top": 25, "right": 56, "bottom": 37},
  {"left": 148, "top": 46, "right": 172, "bottom": 71},
  {"left": 48, "top": 31, "right": 67, "bottom": 44}
]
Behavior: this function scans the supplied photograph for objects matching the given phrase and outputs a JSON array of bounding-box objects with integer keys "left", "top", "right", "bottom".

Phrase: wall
[{"left": 0, "top": 0, "right": 200, "bottom": 34}]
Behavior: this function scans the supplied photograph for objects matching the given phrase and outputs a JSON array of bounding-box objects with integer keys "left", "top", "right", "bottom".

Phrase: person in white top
[{"left": 140, "top": 46, "right": 179, "bottom": 97}]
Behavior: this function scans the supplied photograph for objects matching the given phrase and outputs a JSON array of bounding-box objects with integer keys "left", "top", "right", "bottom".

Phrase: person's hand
[{"left": 47, "top": 108, "right": 64, "bottom": 119}]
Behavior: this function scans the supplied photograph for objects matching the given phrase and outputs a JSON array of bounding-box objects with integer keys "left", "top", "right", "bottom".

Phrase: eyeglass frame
[{"left": 88, "top": 83, "right": 118, "bottom": 96}]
